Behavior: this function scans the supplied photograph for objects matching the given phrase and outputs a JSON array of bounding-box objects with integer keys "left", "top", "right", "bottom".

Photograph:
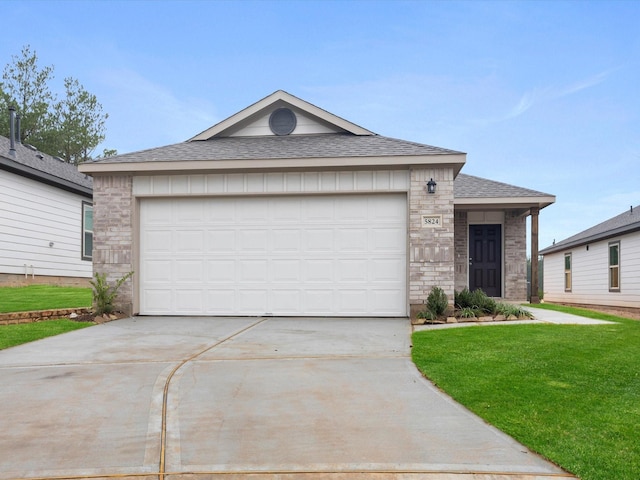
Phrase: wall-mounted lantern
[{"left": 426, "top": 178, "right": 437, "bottom": 194}]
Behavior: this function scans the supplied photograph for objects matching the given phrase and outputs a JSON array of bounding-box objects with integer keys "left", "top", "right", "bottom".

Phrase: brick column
[
  {"left": 504, "top": 210, "right": 527, "bottom": 301},
  {"left": 93, "top": 174, "right": 134, "bottom": 314},
  {"left": 408, "top": 167, "right": 455, "bottom": 317}
]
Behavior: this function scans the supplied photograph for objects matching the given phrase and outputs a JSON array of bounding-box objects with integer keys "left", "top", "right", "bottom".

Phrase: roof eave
[
  {"left": 540, "top": 222, "right": 640, "bottom": 255},
  {"left": 454, "top": 195, "right": 555, "bottom": 211},
  {"left": 79, "top": 153, "right": 467, "bottom": 175},
  {"left": 1, "top": 157, "right": 92, "bottom": 197}
]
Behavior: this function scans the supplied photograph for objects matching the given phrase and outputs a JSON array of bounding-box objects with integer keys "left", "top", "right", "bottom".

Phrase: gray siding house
[
  {"left": 541, "top": 205, "right": 640, "bottom": 308},
  {"left": 79, "top": 90, "right": 554, "bottom": 317}
]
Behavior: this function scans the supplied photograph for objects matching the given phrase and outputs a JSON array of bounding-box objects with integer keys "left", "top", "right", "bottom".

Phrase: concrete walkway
[{"left": 0, "top": 317, "right": 575, "bottom": 480}]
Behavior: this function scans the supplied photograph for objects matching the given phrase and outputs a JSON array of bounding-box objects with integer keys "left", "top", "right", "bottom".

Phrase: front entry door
[{"left": 469, "top": 224, "right": 502, "bottom": 297}]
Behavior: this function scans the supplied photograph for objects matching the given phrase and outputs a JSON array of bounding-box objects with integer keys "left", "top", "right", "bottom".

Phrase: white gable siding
[
  {"left": 0, "top": 169, "right": 92, "bottom": 279},
  {"left": 543, "top": 231, "right": 640, "bottom": 308},
  {"left": 229, "top": 110, "right": 341, "bottom": 137}
]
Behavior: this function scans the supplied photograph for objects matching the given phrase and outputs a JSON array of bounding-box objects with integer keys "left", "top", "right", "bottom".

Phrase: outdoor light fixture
[{"left": 426, "top": 178, "right": 437, "bottom": 194}]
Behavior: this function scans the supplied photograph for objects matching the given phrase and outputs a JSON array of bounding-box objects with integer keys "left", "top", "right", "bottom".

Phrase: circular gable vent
[{"left": 269, "top": 108, "right": 297, "bottom": 135}]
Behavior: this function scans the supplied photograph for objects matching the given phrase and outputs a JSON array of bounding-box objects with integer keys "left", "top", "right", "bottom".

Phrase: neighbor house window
[
  {"left": 82, "top": 201, "right": 93, "bottom": 261},
  {"left": 609, "top": 241, "right": 620, "bottom": 291},
  {"left": 564, "top": 253, "right": 572, "bottom": 292}
]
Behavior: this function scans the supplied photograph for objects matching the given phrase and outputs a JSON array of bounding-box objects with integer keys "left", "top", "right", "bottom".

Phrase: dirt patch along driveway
[{"left": 0, "top": 317, "right": 573, "bottom": 479}]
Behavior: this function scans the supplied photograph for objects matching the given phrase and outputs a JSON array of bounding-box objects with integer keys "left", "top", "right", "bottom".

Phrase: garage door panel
[
  {"left": 336, "top": 259, "right": 367, "bottom": 282},
  {"left": 207, "top": 260, "right": 236, "bottom": 282},
  {"left": 175, "top": 230, "right": 205, "bottom": 253},
  {"left": 270, "top": 260, "right": 301, "bottom": 282},
  {"left": 207, "top": 230, "right": 236, "bottom": 252},
  {"left": 144, "top": 231, "right": 172, "bottom": 252},
  {"left": 175, "top": 260, "right": 204, "bottom": 282},
  {"left": 271, "top": 230, "right": 301, "bottom": 252},
  {"left": 140, "top": 194, "right": 406, "bottom": 316},
  {"left": 144, "top": 260, "right": 172, "bottom": 282},
  {"left": 175, "top": 289, "right": 204, "bottom": 313},
  {"left": 239, "top": 260, "right": 268, "bottom": 282},
  {"left": 239, "top": 230, "right": 268, "bottom": 252},
  {"left": 336, "top": 229, "right": 367, "bottom": 251}
]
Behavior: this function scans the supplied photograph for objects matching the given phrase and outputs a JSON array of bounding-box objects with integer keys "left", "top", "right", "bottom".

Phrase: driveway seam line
[{"left": 159, "top": 317, "right": 267, "bottom": 480}]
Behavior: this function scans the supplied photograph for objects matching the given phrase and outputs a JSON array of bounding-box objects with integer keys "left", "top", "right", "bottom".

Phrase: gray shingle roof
[
  {"left": 540, "top": 205, "right": 640, "bottom": 255},
  {"left": 87, "top": 133, "right": 463, "bottom": 164},
  {"left": 454, "top": 173, "right": 553, "bottom": 199},
  {"left": 0, "top": 136, "right": 93, "bottom": 195}
]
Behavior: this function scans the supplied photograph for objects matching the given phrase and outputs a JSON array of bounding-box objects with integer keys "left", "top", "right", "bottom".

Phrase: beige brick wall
[
  {"left": 408, "top": 167, "right": 455, "bottom": 314},
  {"left": 92, "top": 174, "right": 135, "bottom": 314},
  {"left": 504, "top": 210, "right": 527, "bottom": 301},
  {"left": 454, "top": 211, "right": 468, "bottom": 293}
]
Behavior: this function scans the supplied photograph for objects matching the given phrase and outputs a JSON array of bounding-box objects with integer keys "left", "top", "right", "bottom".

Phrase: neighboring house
[
  {"left": 0, "top": 132, "right": 93, "bottom": 286},
  {"left": 540, "top": 205, "right": 640, "bottom": 308},
  {"left": 79, "top": 90, "right": 554, "bottom": 317}
]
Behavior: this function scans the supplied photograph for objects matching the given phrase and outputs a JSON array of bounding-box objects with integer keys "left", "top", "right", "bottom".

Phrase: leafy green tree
[{"left": 0, "top": 45, "right": 109, "bottom": 164}]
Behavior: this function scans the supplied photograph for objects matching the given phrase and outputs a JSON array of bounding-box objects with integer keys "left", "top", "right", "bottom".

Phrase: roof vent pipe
[
  {"left": 15, "top": 114, "right": 21, "bottom": 144},
  {"left": 8, "top": 106, "right": 16, "bottom": 155}
]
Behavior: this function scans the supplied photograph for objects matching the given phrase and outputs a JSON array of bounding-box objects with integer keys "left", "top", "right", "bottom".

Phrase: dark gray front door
[{"left": 469, "top": 224, "right": 502, "bottom": 297}]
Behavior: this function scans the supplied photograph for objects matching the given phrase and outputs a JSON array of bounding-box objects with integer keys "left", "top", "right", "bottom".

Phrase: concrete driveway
[{"left": 0, "top": 317, "right": 574, "bottom": 480}]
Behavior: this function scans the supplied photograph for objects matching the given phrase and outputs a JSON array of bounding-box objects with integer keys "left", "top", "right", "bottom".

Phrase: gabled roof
[
  {"left": 80, "top": 90, "right": 467, "bottom": 175},
  {"left": 540, "top": 205, "right": 640, "bottom": 255},
  {"left": 189, "top": 90, "right": 374, "bottom": 140},
  {"left": 454, "top": 173, "right": 555, "bottom": 211},
  {"left": 0, "top": 136, "right": 92, "bottom": 197}
]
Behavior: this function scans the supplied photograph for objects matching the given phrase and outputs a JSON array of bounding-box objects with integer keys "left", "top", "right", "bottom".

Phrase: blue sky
[{"left": 2, "top": 0, "right": 639, "bottom": 251}]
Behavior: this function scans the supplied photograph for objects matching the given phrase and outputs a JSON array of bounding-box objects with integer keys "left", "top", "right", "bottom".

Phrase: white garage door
[{"left": 139, "top": 194, "right": 406, "bottom": 316}]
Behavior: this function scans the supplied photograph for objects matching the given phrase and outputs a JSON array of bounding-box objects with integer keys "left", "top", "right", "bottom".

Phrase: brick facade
[
  {"left": 408, "top": 167, "right": 455, "bottom": 315},
  {"left": 93, "top": 174, "right": 135, "bottom": 314},
  {"left": 504, "top": 210, "right": 527, "bottom": 301},
  {"left": 454, "top": 211, "right": 468, "bottom": 293}
]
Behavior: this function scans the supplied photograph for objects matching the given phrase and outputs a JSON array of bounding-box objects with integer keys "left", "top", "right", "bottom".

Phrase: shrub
[
  {"left": 455, "top": 288, "right": 474, "bottom": 309},
  {"left": 458, "top": 307, "right": 478, "bottom": 318},
  {"left": 90, "top": 271, "right": 134, "bottom": 315},
  {"left": 426, "top": 286, "right": 448, "bottom": 316},
  {"left": 496, "top": 303, "right": 533, "bottom": 319},
  {"left": 417, "top": 309, "right": 436, "bottom": 321}
]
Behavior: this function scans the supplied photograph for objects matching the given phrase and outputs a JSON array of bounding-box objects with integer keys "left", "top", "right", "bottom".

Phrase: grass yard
[
  {"left": 0, "top": 285, "right": 92, "bottom": 313},
  {"left": 0, "top": 319, "right": 92, "bottom": 350},
  {"left": 411, "top": 305, "right": 640, "bottom": 480}
]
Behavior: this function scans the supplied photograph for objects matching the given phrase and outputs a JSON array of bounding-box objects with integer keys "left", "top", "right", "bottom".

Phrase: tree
[{"left": 0, "top": 45, "right": 109, "bottom": 164}]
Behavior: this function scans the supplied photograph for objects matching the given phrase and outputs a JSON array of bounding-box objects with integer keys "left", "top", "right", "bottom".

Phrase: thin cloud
[{"left": 505, "top": 69, "right": 614, "bottom": 120}]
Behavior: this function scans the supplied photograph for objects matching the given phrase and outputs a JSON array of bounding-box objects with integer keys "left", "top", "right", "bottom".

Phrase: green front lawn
[
  {"left": 0, "top": 319, "right": 92, "bottom": 350},
  {"left": 412, "top": 305, "right": 640, "bottom": 480},
  {"left": 0, "top": 285, "right": 92, "bottom": 313}
]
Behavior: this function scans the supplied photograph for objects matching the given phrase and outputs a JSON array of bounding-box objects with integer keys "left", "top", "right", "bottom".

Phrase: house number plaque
[{"left": 422, "top": 215, "right": 442, "bottom": 227}]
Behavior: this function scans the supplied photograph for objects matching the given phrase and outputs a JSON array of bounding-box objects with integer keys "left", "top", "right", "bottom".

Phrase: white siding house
[
  {"left": 541, "top": 206, "right": 640, "bottom": 308},
  {"left": 0, "top": 135, "right": 93, "bottom": 286}
]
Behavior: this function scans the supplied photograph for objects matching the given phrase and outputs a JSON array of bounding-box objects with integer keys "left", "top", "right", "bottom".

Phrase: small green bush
[
  {"left": 426, "top": 286, "right": 448, "bottom": 316},
  {"left": 496, "top": 303, "right": 533, "bottom": 319},
  {"left": 417, "top": 309, "right": 436, "bottom": 321},
  {"left": 90, "top": 271, "right": 133, "bottom": 315},
  {"left": 455, "top": 288, "right": 474, "bottom": 309},
  {"left": 458, "top": 307, "right": 478, "bottom": 318}
]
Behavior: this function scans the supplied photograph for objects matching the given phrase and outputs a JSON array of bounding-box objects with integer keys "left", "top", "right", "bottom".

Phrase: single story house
[
  {"left": 540, "top": 205, "right": 639, "bottom": 308},
  {"left": 79, "top": 90, "right": 554, "bottom": 317},
  {"left": 0, "top": 110, "right": 93, "bottom": 286}
]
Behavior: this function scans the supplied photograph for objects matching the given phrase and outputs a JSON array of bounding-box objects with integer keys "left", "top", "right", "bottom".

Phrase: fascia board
[
  {"left": 79, "top": 153, "right": 466, "bottom": 175},
  {"left": 1, "top": 157, "right": 92, "bottom": 198},
  {"left": 454, "top": 195, "right": 556, "bottom": 209},
  {"left": 189, "top": 90, "right": 374, "bottom": 141}
]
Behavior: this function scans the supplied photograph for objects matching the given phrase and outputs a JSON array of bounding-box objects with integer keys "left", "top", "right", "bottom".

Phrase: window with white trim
[
  {"left": 82, "top": 201, "right": 93, "bottom": 261},
  {"left": 564, "top": 253, "right": 572, "bottom": 292},
  {"left": 609, "top": 241, "right": 620, "bottom": 291}
]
